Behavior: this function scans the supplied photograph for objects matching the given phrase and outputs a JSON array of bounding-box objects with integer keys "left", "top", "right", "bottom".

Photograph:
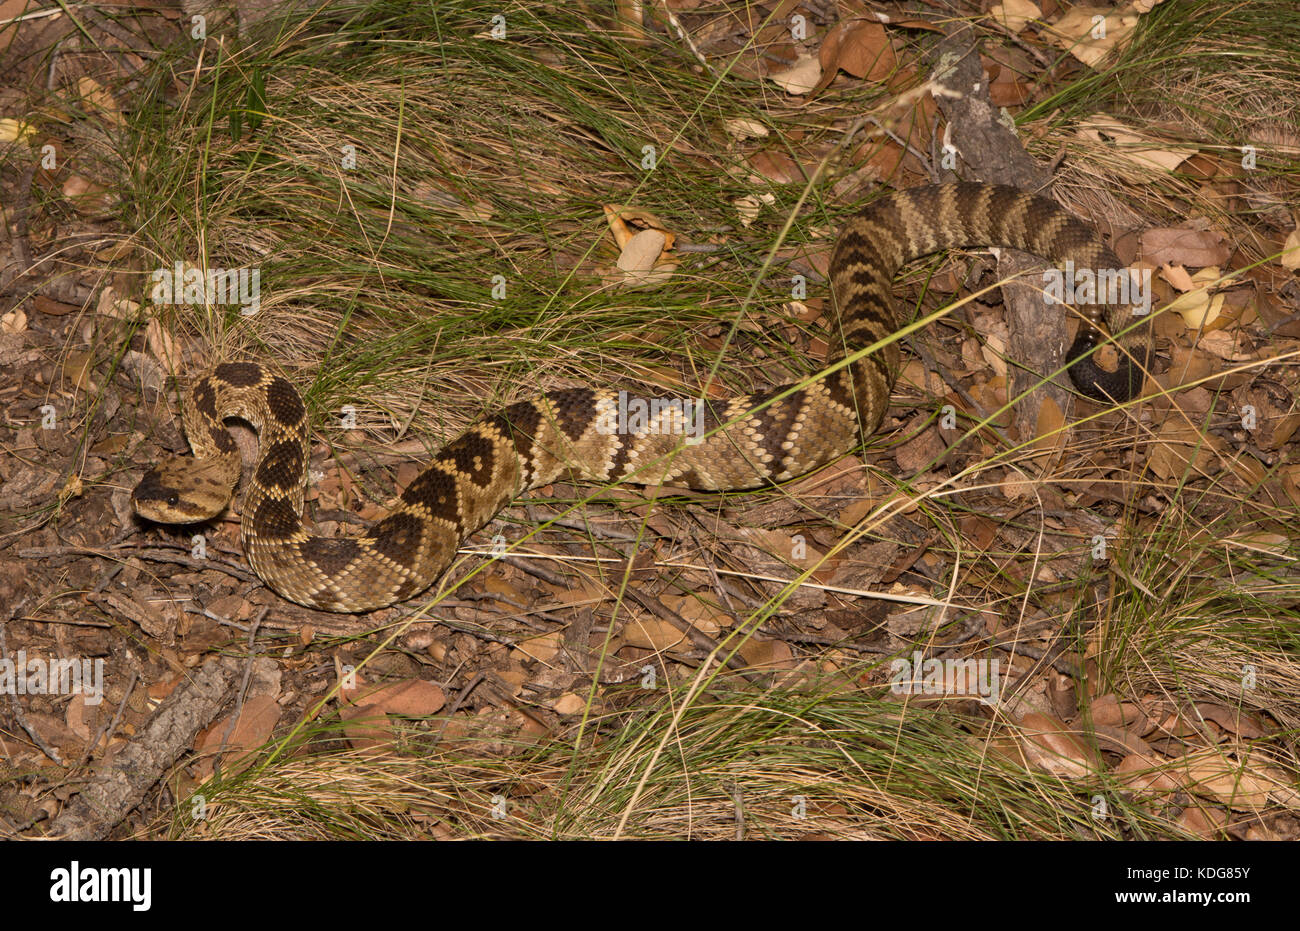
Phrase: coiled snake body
[{"left": 133, "top": 183, "right": 1148, "bottom": 611}]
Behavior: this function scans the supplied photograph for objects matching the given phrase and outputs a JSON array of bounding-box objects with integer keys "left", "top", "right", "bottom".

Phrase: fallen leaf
[
  {"left": 195, "top": 695, "right": 282, "bottom": 777},
  {"left": 1140, "top": 226, "right": 1232, "bottom": 267},
  {"left": 819, "top": 20, "right": 897, "bottom": 82},
  {"left": 1177, "top": 749, "right": 1298, "bottom": 811},
  {"left": 515, "top": 631, "right": 564, "bottom": 664},
  {"left": 552, "top": 693, "right": 588, "bottom": 715},
  {"left": 1164, "top": 265, "right": 1226, "bottom": 328},
  {"left": 346, "top": 677, "right": 447, "bottom": 717},
  {"left": 621, "top": 616, "right": 689, "bottom": 651},
  {"left": 723, "top": 118, "right": 768, "bottom": 140},
  {"left": 0, "top": 117, "right": 35, "bottom": 144},
  {"left": 1045, "top": 6, "right": 1139, "bottom": 68},
  {"left": 1076, "top": 114, "right": 1191, "bottom": 172},
  {"left": 769, "top": 55, "right": 821, "bottom": 95},
  {"left": 1281, "top": 225, "right": 1300, "bottom": 272},
  {"left": 989, "top": 0, "right": 1042, "bottom": 33},
  {"left": 1014, "top": 712, "right": 1101, "bottom": 778},
  {"left": 1147, "top": 417, "right": 1221, "bottom": 480}
]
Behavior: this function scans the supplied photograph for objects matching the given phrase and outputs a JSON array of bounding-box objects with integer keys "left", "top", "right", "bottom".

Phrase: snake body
[{"left": 133, "top": 183, "right": 1148, "bottom": 612}]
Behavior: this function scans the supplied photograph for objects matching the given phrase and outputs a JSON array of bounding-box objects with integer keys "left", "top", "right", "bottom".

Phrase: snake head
[{"left": 132, "top": 455, "right": 236, "bottom": 524}]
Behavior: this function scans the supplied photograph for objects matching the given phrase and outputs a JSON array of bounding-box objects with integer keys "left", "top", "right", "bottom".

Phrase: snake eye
[{"left": 167, "top": 493, "right": 179, "bottom": 506}]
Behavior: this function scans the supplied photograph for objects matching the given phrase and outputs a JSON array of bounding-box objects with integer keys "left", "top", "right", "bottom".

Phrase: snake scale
[{"left": 133, "top": 183, "right": 1149, "bottom": 612}]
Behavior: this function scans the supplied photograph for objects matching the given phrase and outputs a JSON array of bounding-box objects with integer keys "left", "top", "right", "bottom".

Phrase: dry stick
[
  {"left": 495, "top": 554, "right": 568, "bottom": 587},
  {"left": 781, "top": 632, "right": 893, "bottom": 654},
  {"left": 432, "top": 671, "right": 486, "bottom": 746},
  {"left": 48, "top": 654, "right": 244, "bottom": 840},
  {"left": 988, "top": 637, "right": 1077, "bottom": 678},
  {"left": 20, "top": 544, "right": 260, "bottom": 583}
]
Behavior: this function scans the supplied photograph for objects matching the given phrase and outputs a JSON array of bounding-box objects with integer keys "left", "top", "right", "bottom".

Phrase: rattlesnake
[{"left": 133, "top": 183, "right": 1150, "bottom": 612}]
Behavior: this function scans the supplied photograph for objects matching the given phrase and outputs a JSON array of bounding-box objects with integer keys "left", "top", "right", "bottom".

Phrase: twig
[
  {"left": 433, "top": 671, "right": 485, "bottom": 745},
  {"left": 20, "top": 544, "right": 259, "bottom": 583}
]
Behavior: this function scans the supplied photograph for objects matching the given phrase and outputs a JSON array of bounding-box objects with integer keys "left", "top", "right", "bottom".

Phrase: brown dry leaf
[
  {"left": 346, "top": 677, "right": 446, "bottom": 717},
  {"left": 1281, "top": 225, "right": 1300, "bottom": 272},
  {"left": 1115, "top": 752, "right": 1181, "bottom": 797},
  {"left": 1175, "top": 804, "right": 1227, "bottom": 838},
  {"left": 979, "top": 332, "right": 1009, "bottom": 378},
  {"left": 769, "top": 54, "right": 821, "bottom": 95},
  {"left": 62, "top": 173, "right": 113, "bottom": 217},
  {"left": 660, "top": 592, "right": 730, "bottom": 634},
  {"left": 1091, "top": 694, "right": 1148, "bottom": 731},
  {"left": 551, "top": 693, "right": 588, "bottom": 715},
  {"left": 515, "top": 631, "right": 564, "bottom": 664},
  {"left": 819, "top": 20, "right": 897, "bottom": 83},
  {"left": 340, "top": 678, "right": 447, "bottom": 753},
  {"left": 723, "top": 118, "right": 768, "bottom": 140},
  {"left": 1159, "top": 263, "right": 1196, "bottom": 292},
  {"left": 1162, "top": 344, "right": 1217, "bottom": 390},
  {"left": 989, "top": 0, "right": 1042, "bottom": 33},
  {"left": 76, "top": 76, "right": 124, "bottom": 124},
  {"left": 61, "top": 351, "right": 97, "bottom": 394},
  {"left": 733, "top": 193, "right": 774, "bottom": 227},
  {"left": 1147, "top": 417, "right": 1222, "bottom": 480},
  {"left": 894, "top": 423, "right": 945, "bottom": 472},
  {"left": 735, "top": 526, "right": 826, "bottom": 571},
  {"left": 340, "top": 704, "right": 393, "bottom": 753},
  {"left": 65, "top": 692, "right": 97, "bottom": 743},
  {"left": 1196, "top": 329, "right": 1251, "bottom": 362},
  {"left": 1139, "top": 226, "right": 1232, "bottom": 267},
  {"left": 1044, "top": 5, "right": 1139, "bottom": 68},
  {"left": 747, "top": 148, "right": 805, "bottom": 184},
  {"left": 612, "top": 229, "right": 676, "bottom": 289},
  {"left": 1013, "top": 712, "right": 1101, "bottom": 778},
  {"left": 0, "top": 117, "right": 35, "bottom": 144},
  {"left": 1033, "top": 396, "right": 1067, "bottom": 454},
  {"left": 1176, "top": 749, "right": 1298, "bottom": 812},
  {"left": 147, "top": 672, "right": 184, "bottom": 705},
  {"left": 988, "top": 65, "right": 1031, "bottom": 107},
  {"left": 621, "top": 616, "right": 689, "bottom": 651},
  {"left": 959, "top": 514, "right": 998, "bottom": 551},
  {"left": 618, "top": 229, "right": 665, "bottom": 270},
  {"left": 738, "top": 637, "right": 795, "bottom": 670},
  {"left": 195, "top": 695, "right": 282, "bottom": 777},
  {"left": 1076, "top": 114, "right": 1191, "bottom": 172},
  {"left": 0, "top": 308, "right": 25, "bottom": 334},
  {"left": 144, "top": 318, "right": 184, "bottom": 376},
  {"left": 1194, "top": 703, "right": 1267, "bottom": 740},
  {"left": 602, "top": 204, "right": 675, "bottom": 249}
]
